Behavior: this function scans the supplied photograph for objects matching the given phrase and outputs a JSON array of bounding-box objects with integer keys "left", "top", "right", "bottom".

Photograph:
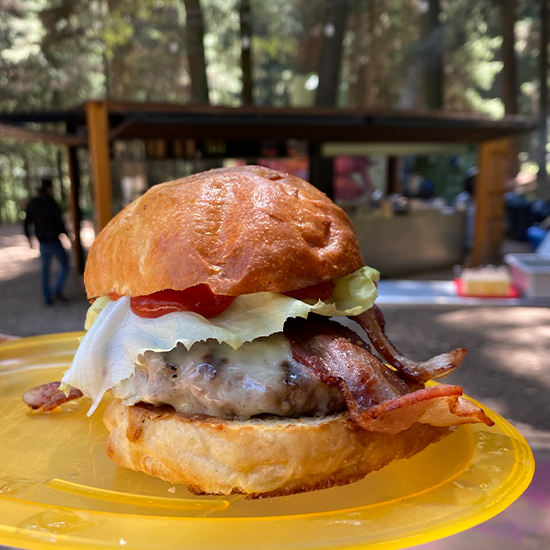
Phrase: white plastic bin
[{"left": 504, "top": 254, "right": 550, "bottom": 298}]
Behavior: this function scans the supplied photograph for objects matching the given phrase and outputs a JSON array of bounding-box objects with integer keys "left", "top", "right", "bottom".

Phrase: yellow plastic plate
[{"left": 0, "top": 333, "right": 534, "bottom": 550}]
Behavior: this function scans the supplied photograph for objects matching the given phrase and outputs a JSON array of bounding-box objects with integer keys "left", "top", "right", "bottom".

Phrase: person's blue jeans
[{"left": 39, "top": 241, "right": 70, "bottom": 304}]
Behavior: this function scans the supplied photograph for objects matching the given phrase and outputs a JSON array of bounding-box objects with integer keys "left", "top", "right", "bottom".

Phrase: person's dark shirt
[{"left": 24, "top": 196, "right": 67, "bottom": 243}]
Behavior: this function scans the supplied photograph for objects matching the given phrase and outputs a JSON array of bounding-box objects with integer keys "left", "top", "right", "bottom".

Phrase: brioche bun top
[{"left": 84, "top": 165, "right": 364, "bottom": 298}]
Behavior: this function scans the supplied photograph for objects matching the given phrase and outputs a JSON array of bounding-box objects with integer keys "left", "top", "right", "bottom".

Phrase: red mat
[{"left": 453, "top": 278, "right": 521, "bottom": 298}]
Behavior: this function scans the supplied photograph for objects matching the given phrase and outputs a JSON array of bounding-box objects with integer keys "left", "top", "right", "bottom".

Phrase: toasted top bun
[{"left": 85, "top": 165, "right": 364, "bottom": 298}]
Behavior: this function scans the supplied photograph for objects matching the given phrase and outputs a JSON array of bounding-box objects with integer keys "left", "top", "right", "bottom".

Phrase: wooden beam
[
  {"left": 85, "top": 101, "right": 113, "bottom": 232},
  {"left": 102, "top": 100, "right": 535, "bottom": 125},
  {"left": 472, "top": 138, "right": 510, "bottom": 265},
  {"left": 0, "top": 122, "right": 85, "bottom": 147}
]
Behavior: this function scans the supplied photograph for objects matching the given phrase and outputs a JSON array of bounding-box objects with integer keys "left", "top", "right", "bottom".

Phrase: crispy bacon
[
  {"left": 356, "top": 385, "right": 494, "bottom": 434},
  {"left": 284, "top": 315, "right": 493, "bottom": 433},
  {"left": 353, "top": 306, "right": 466, "bottom": 383},
  {"left": 23, "top": 382, "right": 82, "bottom": 412},
  {"left": 284, "top": 315, "right": 411, "bottom": 416}
]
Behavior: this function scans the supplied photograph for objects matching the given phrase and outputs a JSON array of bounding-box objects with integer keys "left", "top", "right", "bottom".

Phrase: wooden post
[
  {"left": 309, "top": 142, "right": 334, "bottom": 199},
  {"left": 472, "top": 138, "right": 510, "bottom": 266},
  {"left": 67, "top": 145, "right": 84, "bottom": 274},
  {"left": 85, "top": 101, "right": 113, "bottom": 232},
  {"left": 386, "top": 156, "right": 400, "bottom": 195}
]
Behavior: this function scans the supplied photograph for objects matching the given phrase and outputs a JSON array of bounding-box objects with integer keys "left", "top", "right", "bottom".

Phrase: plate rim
[{"left": 0, "top": 332, "right": 536, "bottom": 550}]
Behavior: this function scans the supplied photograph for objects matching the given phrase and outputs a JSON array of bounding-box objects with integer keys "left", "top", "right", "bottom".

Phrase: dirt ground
[{"left": 0, "top": 224, "right": 90, "bottom": 336}]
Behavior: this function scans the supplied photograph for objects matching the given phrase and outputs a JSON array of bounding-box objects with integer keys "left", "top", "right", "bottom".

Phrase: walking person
[{"left": 24, "top": 179, "right": 70, "bottom": 305}]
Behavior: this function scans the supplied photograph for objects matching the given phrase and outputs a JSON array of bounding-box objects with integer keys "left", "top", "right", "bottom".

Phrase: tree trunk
[
  {"left": 183, "top": 0, "right": 210, "bottom": 104},
  {"left": 104, "top": 0, "right": 115, "bottom": 98},
  {"left": 6, "top": 154, "right": 16, "bottom": 224},
  {"left": 103, "top": 52, "right": 113, "bottom": 99},
  {"left": 501, "top": 0, "right": 520, "bottom": 179},
  {"left": 56, "top": 148, "right": 67, "bottom": 208},
  {"left": 0, "top": 168, "right": 4, "bottom": 224},
  {"left": 315, "top": 0, "right": 351, "bottom": 107},
  {"left": 348, "top": 7, "right": 369, "bottom": 108},
  {"left": 22, "top": 149, "right": 33, "bottom": 199},
  {"left": 240, "top": 0, "right": 253, "bottom": 105},
  {"left": 421, "top": 0, "right": 443, "bottom": 110},
  {"left": 501, "top": 0, "right": 518, "bottom": 114},
  {"left": 366, "top": 0, "right": 378, "bottom": 106},
  {"left": 538, "top": 0, "right": 549, "bottom": 198}
]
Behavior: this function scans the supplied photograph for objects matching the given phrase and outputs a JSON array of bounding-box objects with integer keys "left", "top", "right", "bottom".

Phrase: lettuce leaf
[
  {"left": 310, "top": 265, "right": 379, "bottom": 316},
  {"left": 62, "top": 266, "right": 379, "bottom": 414},
  {"left": 84, "top": 296, "right": 111, "bottom": 331}
]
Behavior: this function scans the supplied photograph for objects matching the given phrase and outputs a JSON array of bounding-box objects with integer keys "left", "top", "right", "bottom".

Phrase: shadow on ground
[
  {"left": 380, "top": 304, "right": 550, "bottom": 434},
  {"left": 0, "top": 225, "right": 90, "bottom": 336}
]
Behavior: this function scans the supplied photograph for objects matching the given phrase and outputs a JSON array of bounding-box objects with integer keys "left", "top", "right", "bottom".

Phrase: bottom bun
[{"left": 104, "top": 399, "right": 452, "bottom": 498}]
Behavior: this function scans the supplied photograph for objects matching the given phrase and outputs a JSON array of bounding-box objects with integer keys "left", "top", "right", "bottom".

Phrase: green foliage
[
  {"left": 443, "top": 0, "right": 504, "bottom": 116},
  {"left": 0, "top": 0, "right": 546, "bottom": 223},
  {"left": 252, "top": 0, "right": 306, "bottom": 106},
  {"left": 0, "top": 137, "right": 67, "bottom": 224},
  {"left": 341, "top": 0, "right": 423, "bottom": 108},
  {"left": 202, "top": 0, "right": 241, "bottom": 105}
]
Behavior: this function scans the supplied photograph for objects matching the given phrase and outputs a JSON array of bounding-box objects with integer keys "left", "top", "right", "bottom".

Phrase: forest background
[{"left": 0, "top": 0, "right": 548, "bottom": 223}]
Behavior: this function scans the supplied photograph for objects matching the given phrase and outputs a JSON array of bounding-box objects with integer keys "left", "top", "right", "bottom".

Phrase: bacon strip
[
  {"left": 23, "top": 382, "right": 82, "bottom": 412},
  {"left": 284, "top": 315, "right": 493, "bottom": 433},
  {"left": 353, "top": 306, "right": 466, "bottom": 383},
  {"left": 357, "top": 385, "right": 493, "bottom": 434},
  {"left": 284, "top": 315, "right": 412, "bottom": 417}
]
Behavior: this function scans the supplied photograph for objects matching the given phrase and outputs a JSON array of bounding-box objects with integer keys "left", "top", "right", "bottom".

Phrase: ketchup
[
  {"left": 130, "top": 285, "right": 236, "bottom": 319},
  {"left": 129, "top": 280, "right": 335, "bottom": 319}
]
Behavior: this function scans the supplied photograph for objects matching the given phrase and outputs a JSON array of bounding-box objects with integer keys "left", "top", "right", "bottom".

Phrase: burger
[{"left": 30, "top": 165, "right": 493, "bottom": 498}]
